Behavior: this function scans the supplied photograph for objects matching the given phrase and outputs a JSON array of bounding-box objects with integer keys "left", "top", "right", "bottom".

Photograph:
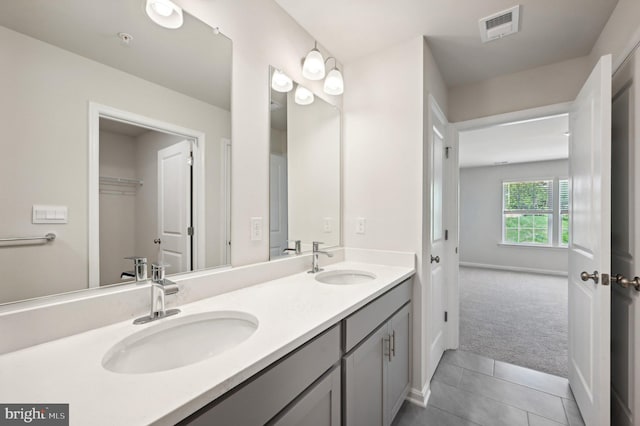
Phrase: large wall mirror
[
  {"left": 0, "top": 0, "right": 232, "bottom": 305},
  {"left": 269, "top": 67, "right": 341, "bottom": 259}
]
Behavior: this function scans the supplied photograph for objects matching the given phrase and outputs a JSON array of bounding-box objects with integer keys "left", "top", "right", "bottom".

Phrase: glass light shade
[
  {"left": 294, "top": 85, "right": 314, "bottom": 105},
  {"left": 323, "top": 68, "right": 344, "bottom": 95},
  {"left": 271, "top": 70, "right": 293, "bottom": 93},
  {"left": 145, "top": 0, "right": 183, "bottom": 29},
  {"left": 302, "top": 49, "right": 325, "bottom": 80}
]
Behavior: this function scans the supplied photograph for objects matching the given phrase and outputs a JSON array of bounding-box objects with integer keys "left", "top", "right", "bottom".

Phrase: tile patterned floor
[{"left": 392, "top": 350, "right": 585, "bottom": 426}]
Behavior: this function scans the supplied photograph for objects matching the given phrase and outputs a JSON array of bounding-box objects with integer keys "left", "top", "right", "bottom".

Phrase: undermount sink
[
  {"left": 315, "top": 270, "right": 376, "bottom": 285},
  {"left": 102, "top": 311, "right": 258, "bottom": 374}
]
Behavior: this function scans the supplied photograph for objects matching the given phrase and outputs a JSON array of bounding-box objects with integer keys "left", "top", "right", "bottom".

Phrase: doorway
[
  {"left": 457, "top": 113, "right": 570, "bottom": 377},
  {"left": 88, "top": 103, "right": 207, "bottom": 288}
]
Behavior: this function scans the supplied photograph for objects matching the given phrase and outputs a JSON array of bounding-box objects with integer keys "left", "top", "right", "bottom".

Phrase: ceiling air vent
[{"left": 479, "top": 5, "right": 520, "bottom": 43}]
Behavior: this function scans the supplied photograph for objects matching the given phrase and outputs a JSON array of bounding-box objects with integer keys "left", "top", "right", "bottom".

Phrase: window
[
  {"left": 502, "top": 179, "right": 570, "bottom": 246},
  {"left": 559, "top": 179, "right": 569, "bottom": 246}
]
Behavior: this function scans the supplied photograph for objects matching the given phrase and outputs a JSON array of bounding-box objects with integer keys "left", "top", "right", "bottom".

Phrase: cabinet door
[
  {"left": 271, "top": 365, "right": 341, "bottom": 426},
  {"left": 344, "top": 325, "right": 388, "bottom": 426},
  {"left": 387, "top": 304, "right": 411, "bottom": 424}
]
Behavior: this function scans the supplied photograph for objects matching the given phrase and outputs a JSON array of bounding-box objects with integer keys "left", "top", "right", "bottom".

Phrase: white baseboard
[
  {"left": 459, "top": 262, "right": 568, "bottom": 277},
  {"left": 406, "top": 383, "right": 430, "bottom": 408}
]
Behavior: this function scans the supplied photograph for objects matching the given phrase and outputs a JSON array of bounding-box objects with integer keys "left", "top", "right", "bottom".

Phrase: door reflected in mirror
[
  {"left": 269, "top": 67, "right": 341, "bottom": 259},
  {"left": 0, "top": 0, "right": 231, "bottom": 305}
]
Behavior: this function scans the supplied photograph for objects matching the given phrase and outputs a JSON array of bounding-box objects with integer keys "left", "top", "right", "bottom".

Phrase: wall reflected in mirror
[
  {"left": 269, "top": 67, "right": 341, "bottom": 260},
  {"left": 0, "top": 0, "right": 231, "bottom": 305}
]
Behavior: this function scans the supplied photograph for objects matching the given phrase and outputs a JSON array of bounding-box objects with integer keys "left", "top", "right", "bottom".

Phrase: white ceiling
[
  {"left": 275, "top": 0, "right": 618, "bottom": 87},
  {"left": 0, "top": 0, "right": 231, "bottom": 110},
  {"left": 458, "top": 114, "right": 569, "bottom": 168}
]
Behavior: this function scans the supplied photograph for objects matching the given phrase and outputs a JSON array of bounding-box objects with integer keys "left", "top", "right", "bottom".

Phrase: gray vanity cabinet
[
  {"left": 342, "top": 280, "right": 412, "bottom": 426},
  {"left": 270, "top": 365, "right": 341, "bottom": 426}
]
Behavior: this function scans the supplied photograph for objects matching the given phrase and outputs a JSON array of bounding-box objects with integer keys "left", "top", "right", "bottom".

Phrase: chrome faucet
[
  {"left": 124, "top": 256, "right": 148, "bottom": 281},
  {"left": 283, "top": 240, "right": 302, "bottom": 255},
  {"left": 308, "top": 241, "right": 333, "bottom": 274},
  {"left": 133, "top": 263, "right": 180, "bottom": 325}
]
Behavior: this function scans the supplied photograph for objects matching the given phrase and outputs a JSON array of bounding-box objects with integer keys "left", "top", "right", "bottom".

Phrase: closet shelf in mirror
[{"left": 99, "top": 176, "right": 143, "bottom": 196}]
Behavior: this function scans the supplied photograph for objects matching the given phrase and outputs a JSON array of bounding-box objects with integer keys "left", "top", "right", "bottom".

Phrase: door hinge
[
  {"left": 187, "top": 226, "right": 194, "bottom": 236},
  {"left": 445, "top": 229, "right": 448, "bottom": 240},
  {"left": 444, "top": 311, "right": 448, "bottom": 322},
  {"left": 455, "top": 247, "right": 458, "bottom": 254},
  {"left": 187, "top": 152, "right": 194, "bottom": 166},
  {"left": 445, "top": 147, "right": 450, "bottom": 159}
]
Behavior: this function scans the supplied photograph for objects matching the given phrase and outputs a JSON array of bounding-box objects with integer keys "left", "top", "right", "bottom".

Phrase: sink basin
[
  {"left": 103, "top": 311, "right": 258, "bottom": 374},
  {"left": 315, "top": 270, "right": 376, "bottom": 285}
]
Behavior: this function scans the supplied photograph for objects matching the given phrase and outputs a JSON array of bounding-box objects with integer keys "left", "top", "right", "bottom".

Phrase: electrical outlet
[
  {"left": 250, "top": 217, "right": 262, "bottom": 241},
  {"left": 356, "top": 217, "right": 366, "bottom": 235},
  {"left": 323, "top": 217, "right": 332, "bottom": 233}
]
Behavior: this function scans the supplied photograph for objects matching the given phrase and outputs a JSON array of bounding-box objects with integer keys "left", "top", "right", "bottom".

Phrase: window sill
[{"left": 498, "top": 242, "right": 568, "bottom": 250}]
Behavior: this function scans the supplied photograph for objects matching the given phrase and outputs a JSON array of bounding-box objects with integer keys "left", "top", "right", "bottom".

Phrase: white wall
[
  {"left": 99, "top": 131, "right": 137, "bottom": 285},
  {"left": 448, "top": 56, "right": 592, "bottom": 123},
  {"left": 287, "top": 92, "right": 340, "bottom": 249},
  {"left": 0, "top": 25, "right": 230, "bottom": 303},
  {"left": 459, "top": 160, "right": 569, "bottom": 274},
  {"left": 343, "top": 35, "right": 448, "bottom": 402},
  {"left": 176, "top": 0, "right": 343, "bottom": 267},
  {"left": 589, "top": 0, "right": 640, "bottom": 72}
]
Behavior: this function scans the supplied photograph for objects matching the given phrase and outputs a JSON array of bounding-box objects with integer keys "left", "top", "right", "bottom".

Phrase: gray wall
[{"left": 459, "top": 159, "right": 569, "bottom": 274}]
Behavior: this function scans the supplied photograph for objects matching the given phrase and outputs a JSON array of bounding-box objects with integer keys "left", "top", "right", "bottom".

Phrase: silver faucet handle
[
  {"left": 151, "top": 263, "right": 166, "bottom": 283},
  {"left": 125, "top": 256, "right": 147, "bottom": 265},
  {"left": 312, "top": 241, "right": 324, "bottom": 250}
]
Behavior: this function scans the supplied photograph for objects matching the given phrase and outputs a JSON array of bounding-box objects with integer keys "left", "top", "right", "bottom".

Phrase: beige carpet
[{"left": 459, "top": 266, "right": 568, "bottom": 377}]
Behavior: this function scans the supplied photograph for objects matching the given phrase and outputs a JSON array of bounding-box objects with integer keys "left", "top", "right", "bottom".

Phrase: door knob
[
  {"left": 154, "top": 238, "right": 161, "bottom": 244},
  {"left": 615, "top": 274, "right": 640, "bottom": 291},
  {"left": 430, "top": 255, "right": 440, "bottom": 264},
  {"left": 580, "top": 271, "right": 599, "bottom": 284}
]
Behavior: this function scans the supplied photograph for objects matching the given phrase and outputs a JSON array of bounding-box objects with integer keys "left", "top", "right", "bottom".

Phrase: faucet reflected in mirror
[
  {"left": 0, "top": 0, "right": 231, "bottom": 305},
  {"left": 268, "top": 66, "right": 341, "bottom": 260}
]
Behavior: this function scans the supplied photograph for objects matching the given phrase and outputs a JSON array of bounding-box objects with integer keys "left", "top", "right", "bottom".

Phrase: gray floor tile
[
  {"left": 460, "top": 369, "right": 568, "bottom": 424},
  {"left": 392, "top": 402, "right": 482, "bottom": 426},
  {"left": 562, "top": 398, "right": 585, "bottom": 426},
  {"left": 392, "top": 401, "right": 421, "bottom": 426},
  {"left": 433, "top": 361, "right": 464, "bottom": 388},
  {"left": 428, "top": 380, "right": 529, "bottom": 426},
  {"left": 528, "top": 413, "right": 566, "bottom": 426},
  {"left": 494, "top": 361, "right": 573, "bottom": 399},
  {"left": 442, "top": 350, "right": 494, "bottom": 376}
]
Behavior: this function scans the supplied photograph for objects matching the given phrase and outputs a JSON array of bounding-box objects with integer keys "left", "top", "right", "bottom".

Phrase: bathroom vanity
[{"left": 0, "top": 250, "right": 414, "bottom": 426}]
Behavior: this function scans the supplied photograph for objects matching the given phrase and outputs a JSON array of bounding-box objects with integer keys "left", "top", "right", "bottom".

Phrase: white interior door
[
  {"left": 270, "top": 153, "right": 288, "bottom": 258},
  {"left": 428, "top": 96, "right": 447, "bottom": 379},
  {"left": 567, "top": 54, "right": 611, "bottom": 426},
  {"left": 157, "top": 140, "right": 192, "bottom": 274},
  {"left": 610, "top": 46, "right": 640, "bottom": 426}
]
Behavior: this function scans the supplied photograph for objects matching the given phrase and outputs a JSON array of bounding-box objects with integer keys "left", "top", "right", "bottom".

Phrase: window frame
[{"left": 501, "top": 177, "right": 569, "bottom": 248}]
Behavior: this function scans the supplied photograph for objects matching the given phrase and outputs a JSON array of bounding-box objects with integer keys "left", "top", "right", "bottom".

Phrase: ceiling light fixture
[
  {"left": 294, "top": 85, "right": 314, "bottom": 105},
  {"left": 323, "top": 57, "right": 344, "bottom": 95},
  {"left": 271, "top": 69, "right": 293, "bottom": 93},
  {"left": 302, "top": 42, "right": 325, "bottom": 80},
  {"left": 145, "top": 0, "right": 183, "bottom": 29}
]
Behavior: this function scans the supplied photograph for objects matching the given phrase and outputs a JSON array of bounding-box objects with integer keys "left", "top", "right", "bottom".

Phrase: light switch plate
[
  {"left": 250, "top": 217, "right": 263, "bottom": 241},
  {"left": 356, "top": 217, "right": 366, "bottom": 234},
  {"left": 323, "top": 217, "right": 332, "bottom": 233},
  {"left": 33, "top": 205, "right": 68, "bottom": 224}
]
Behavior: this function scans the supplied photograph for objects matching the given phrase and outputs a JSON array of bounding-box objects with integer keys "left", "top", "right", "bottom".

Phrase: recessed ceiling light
[{"left": 145, "top": 0, "right": 183, "bottom": 29}]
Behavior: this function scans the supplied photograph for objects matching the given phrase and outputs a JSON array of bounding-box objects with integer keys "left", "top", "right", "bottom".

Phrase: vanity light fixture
[
  {"left": 302, "top": 41, "right": 325, "bottom": 80},
  {"left": 145, "top": 0, "right": 183, "bottom": 29},
  {"left": 294, "top": 85, "right": 314, "bottom": 105},
  {"left": 271, "top": 69, "right": 293, "bottom": 93},
  {"left": 323, "top": 57, "right": 344, "bottom": 95}
]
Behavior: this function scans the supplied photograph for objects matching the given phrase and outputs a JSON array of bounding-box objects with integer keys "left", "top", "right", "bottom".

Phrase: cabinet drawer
[
  {"left": 343, "top": 279, "right": 411, "bottom": 352},
  {"left": 182, "top": 325, "right": 341, "bottom": 426}
]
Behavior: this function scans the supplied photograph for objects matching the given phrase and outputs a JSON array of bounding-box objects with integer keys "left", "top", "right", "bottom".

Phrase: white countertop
[{"left": 0, "top": 260, "right": 414, "bottom": 425}]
